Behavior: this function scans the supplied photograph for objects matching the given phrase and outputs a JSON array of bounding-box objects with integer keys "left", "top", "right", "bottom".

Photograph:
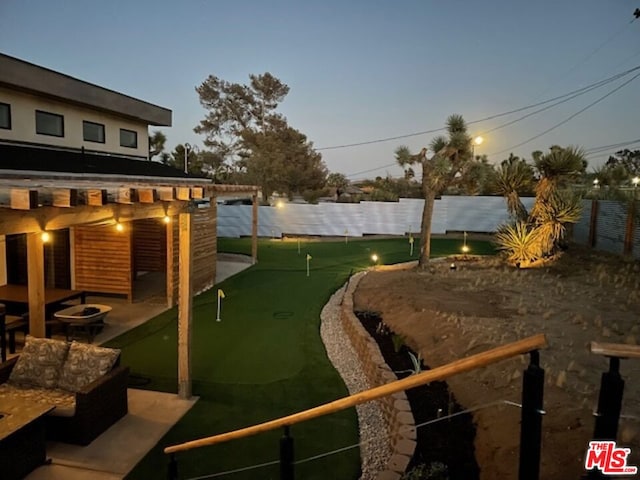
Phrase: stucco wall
[{"left": 0, "top": 87, "right": 149, "bottom": 158}]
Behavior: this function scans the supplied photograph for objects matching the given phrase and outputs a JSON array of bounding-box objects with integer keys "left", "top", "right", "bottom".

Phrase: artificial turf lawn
[{"left": 106, "top": 237, "right": 495, "bottom": 480}]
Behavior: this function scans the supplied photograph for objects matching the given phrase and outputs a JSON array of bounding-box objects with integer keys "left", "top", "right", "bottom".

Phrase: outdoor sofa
[{"left": 0, "top": 335, "right": 128, "bottom": 445}]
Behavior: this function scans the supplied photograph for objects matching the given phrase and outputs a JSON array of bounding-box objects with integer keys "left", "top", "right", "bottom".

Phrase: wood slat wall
[
  {"left": 192, "top": 204, "right": 217, "bottom": 293},
  {"left": 133, "top": 218, "right": 166, "bottom": 274},
  {"left": 73, "top": 225, "right": 133, "bottom": 299},
  {"left": 167, "top": 205, "right": 217, "bottom": 306}
]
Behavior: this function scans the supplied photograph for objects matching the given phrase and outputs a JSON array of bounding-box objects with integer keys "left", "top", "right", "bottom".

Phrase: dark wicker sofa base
[{"left": 0, "top": 356, "right": 129, "bottom": 446}]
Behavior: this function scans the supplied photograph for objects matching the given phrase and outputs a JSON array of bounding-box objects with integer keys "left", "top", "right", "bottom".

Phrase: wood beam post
[
  {"left": 166, "top": 217, "right": 175, "bottom": 308},
  {"left": 251, "top": 194, "right": 258, "bottom": 263},
  {"left": 26, "top": 232, "right": 46, "bottom": 338},
  {"left": 177, "top": 212, "right": 193, "bottom": 399}
]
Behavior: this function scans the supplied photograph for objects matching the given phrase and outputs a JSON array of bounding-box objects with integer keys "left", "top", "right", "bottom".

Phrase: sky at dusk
[{"left": 1, "top": 0, "right": 639, "bottom": 180}]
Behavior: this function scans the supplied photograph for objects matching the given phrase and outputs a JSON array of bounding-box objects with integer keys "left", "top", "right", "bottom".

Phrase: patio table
[{"left": 0, "top": 397, "right": 53, "bottom": 480}]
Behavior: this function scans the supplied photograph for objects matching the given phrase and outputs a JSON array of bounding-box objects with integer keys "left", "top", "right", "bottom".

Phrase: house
[{"left": 0, "top": 53, "right": 259, "bottom": 397}]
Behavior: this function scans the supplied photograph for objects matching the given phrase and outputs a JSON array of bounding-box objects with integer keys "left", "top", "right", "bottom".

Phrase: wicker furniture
[
  {"left": 0, "top": 337, "right": 129, "bottom": 446},
  {"left": 0, "top": 397, "right": 53, "bottom": 480}
]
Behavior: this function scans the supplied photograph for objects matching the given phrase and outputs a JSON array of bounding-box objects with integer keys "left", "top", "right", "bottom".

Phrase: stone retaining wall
[{"left": 341, "top": 272, "right": 417, "bottom": 480}]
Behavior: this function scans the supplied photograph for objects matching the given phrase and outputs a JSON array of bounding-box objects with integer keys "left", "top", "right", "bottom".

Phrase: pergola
[{"left": 0, "top": 174, "right": 260, "bottom": 398}]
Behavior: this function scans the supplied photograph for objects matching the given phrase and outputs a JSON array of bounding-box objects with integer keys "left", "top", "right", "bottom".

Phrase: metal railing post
[
  {"left": 168, "top": 453, "right": 178, "bottom": 480},
  {"left": 518, "top": 350, "right": 545, "bottom": 480},
  {"left": 280, "top": 425, "right": 294, "bottom": 480},
  {"left": 593, "top": 356, "right": 624, "bottom": 441}
]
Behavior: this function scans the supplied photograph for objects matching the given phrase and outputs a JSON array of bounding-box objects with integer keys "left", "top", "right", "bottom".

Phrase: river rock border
[{"left": 334, "top": 271, "right": 417, "bottom": 480}]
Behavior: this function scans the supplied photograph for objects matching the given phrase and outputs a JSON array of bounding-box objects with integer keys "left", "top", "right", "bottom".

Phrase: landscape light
[
  {"left": 276, "top": 200, "right": 284, "bottom": 208},
  {"left": 461, "top": 245, "right": 470, "bottom": 253},
  {"left": 450, "top": 263, "right": 457, "bottom": 270},
  {"left": 371, "top": 254, "right": 379, "bottom": 263},
  {"left": 633, "top": 176, "right": 639, "bottom": 187},
  {"left": 593, "top": 179, "right": 599, "bottom": 186},
  {"left": 41, "top": 231, "right": 50, "bottom": 243}
]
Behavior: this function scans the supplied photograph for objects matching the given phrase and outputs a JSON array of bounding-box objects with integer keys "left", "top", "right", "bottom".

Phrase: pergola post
[
  {"left": 26, "top": 232, "right": 46, "bottom": 338},
  {"left": 251, "top": 194, "right": 258, "bottom": 264},
  {"left": 177, "top": 211, "right": 193, "bottom": 399}
]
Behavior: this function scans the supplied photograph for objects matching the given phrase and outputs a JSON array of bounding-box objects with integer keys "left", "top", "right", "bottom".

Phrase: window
[
  {"left": 36, "top": 110, "right": 64, "bottom": 137},
  {"left": 120, "top": 128, "right": 137, "bottom": 148},
  {"left": 0, "top": 103, "right": 10, "bottom": 129},
  {"left": 83, "top": 120, "right": 105, "bottom": 143}
]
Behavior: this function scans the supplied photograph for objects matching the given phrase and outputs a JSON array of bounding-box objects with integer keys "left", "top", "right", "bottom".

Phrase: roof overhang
[{"left": 0, "top": 53, "right": 172, "bottom": 126}]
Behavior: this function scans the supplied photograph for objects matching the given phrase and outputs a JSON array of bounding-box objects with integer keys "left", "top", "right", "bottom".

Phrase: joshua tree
[
  {"left": 495, "top": 146, "right": 585, "bottom": 266},
  {"left": 396, "top": 114, "right": 474, "bottom": 266}
]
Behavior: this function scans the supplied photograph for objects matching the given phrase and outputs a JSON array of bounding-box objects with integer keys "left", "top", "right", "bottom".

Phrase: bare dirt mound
[{"left": 353, "top": 248, "right": 640, "bottom": 479}]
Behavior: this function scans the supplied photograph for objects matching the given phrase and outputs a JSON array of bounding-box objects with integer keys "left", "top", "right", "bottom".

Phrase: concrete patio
[{"left": 20, "top": 254, "right": 253, "bottom": 480}]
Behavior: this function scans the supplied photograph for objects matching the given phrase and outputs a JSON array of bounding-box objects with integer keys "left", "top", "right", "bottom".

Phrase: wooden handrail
[
  {"left": 590, "top": 341, "right": 640, "bottom": 359},
  {"left": 165, "top": 334, "right": 546, "bottom": 454}
]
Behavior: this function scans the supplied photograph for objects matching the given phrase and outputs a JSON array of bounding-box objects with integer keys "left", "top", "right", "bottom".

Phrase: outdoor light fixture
[
  {"left": 276, "top": 200, "right": 284, "bottom": 209},
  {"left": 633, "top": 176, "right": 639, "bottom": 188},
  {"left": 471, "top": 136, "right": 484, "bottom": 159},
  {"left": 163, "top": 215, "right": 171, "bottom": 224},
  {"left": 450, "top": 263, "right": 457, "bottom": 270},
  {"left": 593, "top": 178, "right": 599, "bottom": 187},
  {"left": 115, "top": 222, "right": 124, "bottom": 232},
  {"left": 462, "top": 231, "right": 469, "bottom": 253},
  {"left": 371, "top": 254, "right": 379, "bottom": 263},
  {"left": 41, "top": 231, "right": 50, "bottom": 243}
]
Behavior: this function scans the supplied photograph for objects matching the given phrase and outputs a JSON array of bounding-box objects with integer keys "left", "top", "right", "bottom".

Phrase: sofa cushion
[
  {"left": 8, "top": 335, "right": 70, "bottom": 388},
  {"left": 57, "top": 342, "right": 120, "bottom": 393}
]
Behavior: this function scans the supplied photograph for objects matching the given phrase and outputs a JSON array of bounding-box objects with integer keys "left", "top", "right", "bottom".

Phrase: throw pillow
[
  {"left": 57, "top": 342, "right": 121, "bottom": 393},
  {"left": 8, "top": 335, "right": 70, "bottom": 388}
]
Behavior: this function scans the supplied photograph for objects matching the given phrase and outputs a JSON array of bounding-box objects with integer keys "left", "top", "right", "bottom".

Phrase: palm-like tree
[{"left": 396, "top": 114, "right": 473, "bottom": 266}]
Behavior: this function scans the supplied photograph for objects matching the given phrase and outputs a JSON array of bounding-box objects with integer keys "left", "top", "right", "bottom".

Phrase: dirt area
[{"left": 353, "top": 246, "right": 640, "bottom": 479}]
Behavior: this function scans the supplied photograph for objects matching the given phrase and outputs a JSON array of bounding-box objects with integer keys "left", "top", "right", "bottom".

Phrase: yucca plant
[
  {"left": 495, "top": 146, "right": 586, "bottom": 266},
  {"left": 494, "top": 221, "right": 543, "bottom": 267}
]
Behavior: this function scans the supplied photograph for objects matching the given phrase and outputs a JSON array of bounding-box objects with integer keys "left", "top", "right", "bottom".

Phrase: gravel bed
[{"left": 320, "top": 275, "right": 391, "bottom": 480}]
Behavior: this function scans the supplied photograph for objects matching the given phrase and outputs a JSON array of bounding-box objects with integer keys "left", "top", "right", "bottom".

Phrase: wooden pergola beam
[
  {"left": 0, "top": 201, "right": 190, "bottom": 236},
  {"left": 26, "top": 232, "right": 46, "bottom": 338},
  {"left": 10, "top": 189, "right": 38, "bottom": 210}
]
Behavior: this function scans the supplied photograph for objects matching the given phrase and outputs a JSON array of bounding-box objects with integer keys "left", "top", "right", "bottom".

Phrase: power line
[
  {"left": 346, "top": 139, "right": 640, "bottom": 181},
  {"left": 488, "top": 71, "right": 640, "bottom": 157},
  {"left": 318, "top": 64, "right": 640, "bottom": 152},
  {"left": 531, "top": 18, "right": 636, "bottom": 100},
  {"left": 584, "top": 138, "right": 640, "bottom": 154},
  {"left": 478, "top": 68, "right": 639, "bottom": 137}
]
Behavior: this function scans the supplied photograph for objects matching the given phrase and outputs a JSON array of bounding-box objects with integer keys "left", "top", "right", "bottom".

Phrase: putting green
[{"left": 107, "top": 237, "right": 495, "bottom": 480}]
